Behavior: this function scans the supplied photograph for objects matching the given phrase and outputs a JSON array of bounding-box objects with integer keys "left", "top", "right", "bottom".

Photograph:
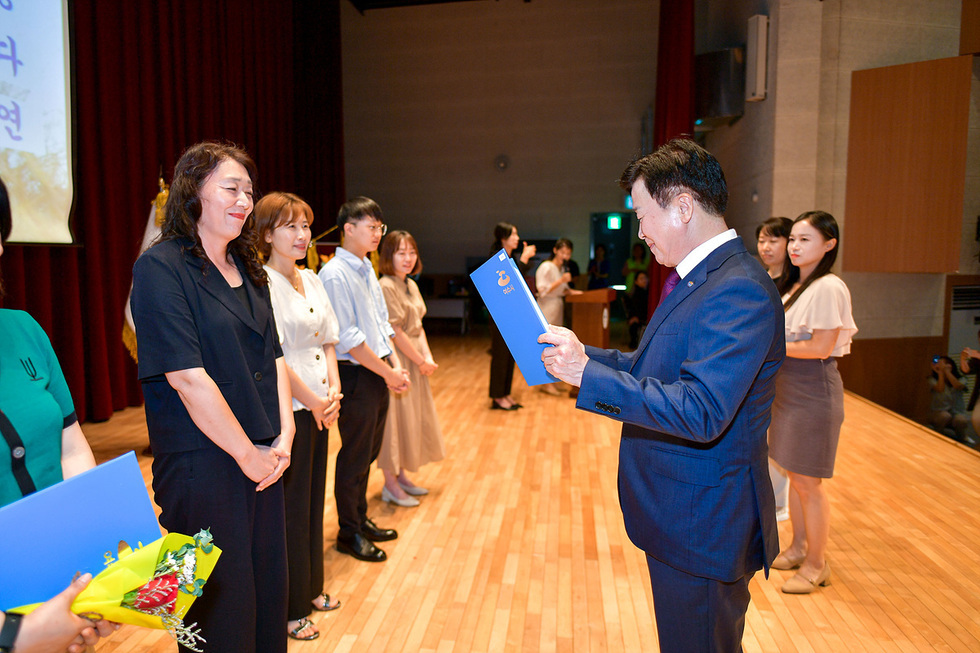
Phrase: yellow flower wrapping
[{"left": 11, "top": 532, "right": 221, "bottom": 630}]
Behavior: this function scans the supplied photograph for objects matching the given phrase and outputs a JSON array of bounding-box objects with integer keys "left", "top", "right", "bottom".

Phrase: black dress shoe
[
  {"left": 336, "top": 532, "right": 386, "bottom": 562},
  {"left": 360, "top": 517, "right": 397, "bottom": 542}
]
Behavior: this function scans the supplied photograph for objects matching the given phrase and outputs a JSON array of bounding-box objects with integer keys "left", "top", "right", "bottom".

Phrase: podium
[{"left": 566, "top": 288, "right": 617, "bottom": 349}]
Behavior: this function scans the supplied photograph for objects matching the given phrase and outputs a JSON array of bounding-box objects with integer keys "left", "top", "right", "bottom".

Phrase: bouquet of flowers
[{"left": 13, "top": 529, "right": 221, "bottom": 651}]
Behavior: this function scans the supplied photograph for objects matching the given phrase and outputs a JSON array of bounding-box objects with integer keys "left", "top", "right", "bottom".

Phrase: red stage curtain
[
  {"left": 0, "top": 0, "right": 345, "bottom": 422},
  {"left": 646, "top": 0, "right": 695, "bottom": 315}
]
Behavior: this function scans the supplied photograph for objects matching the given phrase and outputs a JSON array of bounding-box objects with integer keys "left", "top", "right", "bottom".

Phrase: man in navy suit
[{"left": 541, "top": 139, "right": 782, "bottom": 652}]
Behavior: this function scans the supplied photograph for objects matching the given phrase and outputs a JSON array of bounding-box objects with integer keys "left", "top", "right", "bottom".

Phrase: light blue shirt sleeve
[
  {"left": 319, "top": 262, "right": 366, "bottom": 356},
  {"left": 318, "top": 249, "right": 393, "bottom": 362}
]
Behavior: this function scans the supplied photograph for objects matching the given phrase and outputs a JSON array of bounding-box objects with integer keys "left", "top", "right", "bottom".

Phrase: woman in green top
[
  {"left": 0, "top": 176, "right": 113, "bottom": 652},
  {"left": 0, "top": 179, "right": 96, "bottom": 508}
]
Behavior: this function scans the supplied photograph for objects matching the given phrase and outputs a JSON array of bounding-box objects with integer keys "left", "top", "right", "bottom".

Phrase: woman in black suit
[
  {"left": 131, "top": 142, "right": 294, "bottom": 653},
  {"left": 488, "top": 221, "right": 535, "bottom": 410}
]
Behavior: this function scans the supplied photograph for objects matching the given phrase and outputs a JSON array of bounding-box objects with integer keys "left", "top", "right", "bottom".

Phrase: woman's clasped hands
[
  {"left": 312, "top": 391, "right": 343, "bottom": 431},
  {"left": 240, "top": 440, "right": 291, "bottom": 492}
]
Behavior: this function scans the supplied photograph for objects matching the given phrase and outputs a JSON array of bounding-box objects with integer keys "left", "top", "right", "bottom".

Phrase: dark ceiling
[{"left": 347, "top": 0, "right": 493, "bottom": 13}]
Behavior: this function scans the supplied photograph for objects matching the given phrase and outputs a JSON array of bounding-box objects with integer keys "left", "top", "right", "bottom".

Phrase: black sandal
[
  {"left": 288, "top": 617, "right": 319, "bottom": 641},
  {"left": 312, "top": 592, "right": 341, "bottom": 612}
]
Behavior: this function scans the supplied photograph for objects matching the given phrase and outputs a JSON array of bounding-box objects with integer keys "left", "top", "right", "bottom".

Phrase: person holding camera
[
  {"left": 929, "top": 355, "right": 971, "bottom": 443},
  {"left": 957, "top": 336, "right": 980, "bottom": 447}
]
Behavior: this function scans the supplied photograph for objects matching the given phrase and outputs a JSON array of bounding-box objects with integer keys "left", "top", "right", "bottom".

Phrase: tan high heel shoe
[
  {"left": 781, "top": 562, "right": 831, "bottom": 594},
  {"left": 771, "top": 549, "right": 806, "bottom": 570}
]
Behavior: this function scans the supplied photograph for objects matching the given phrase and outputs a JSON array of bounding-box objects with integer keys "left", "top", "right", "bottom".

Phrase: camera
[{"left": 933, "top": 355, "right": 942, "bottom": 364}]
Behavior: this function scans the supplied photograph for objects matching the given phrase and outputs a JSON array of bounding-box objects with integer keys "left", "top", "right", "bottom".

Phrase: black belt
[
  {"left": 0, "top": 410, "right": 36, "bottom": 497},
  {"left": 337, "top": 356, "right": 388, "bottom": 366}
]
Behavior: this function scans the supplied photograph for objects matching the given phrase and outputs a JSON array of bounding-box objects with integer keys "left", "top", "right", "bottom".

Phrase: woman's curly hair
[{"left": 160, "top": 141, "right": 266, "bottom": 286}]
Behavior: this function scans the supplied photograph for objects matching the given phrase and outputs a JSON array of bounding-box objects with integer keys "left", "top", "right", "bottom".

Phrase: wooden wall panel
[
  {"left": 962, "top": 0, "right": 980, "bottom": 55},
  {"left": 843, "top": 56, "right": 972, "bottom": 273},
  {"left": 837, "top": 336, "right": 945, "bottom": 426}
]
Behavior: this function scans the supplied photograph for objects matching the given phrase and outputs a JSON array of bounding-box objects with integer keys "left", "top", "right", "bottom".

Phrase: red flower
[{"left": 130, "top": 574, "right": 179, "bottom": 613}]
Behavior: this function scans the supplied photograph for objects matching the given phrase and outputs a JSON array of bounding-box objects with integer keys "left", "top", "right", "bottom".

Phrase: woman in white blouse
[
  {"left": 535, "top": 238, "right": 581, "bottom": 395},
  {"left": 254, "top": 192, "right": 343, "bottom": 641},
  {"left": 768, "top": 211, "right": 857, "bottom": 595}
]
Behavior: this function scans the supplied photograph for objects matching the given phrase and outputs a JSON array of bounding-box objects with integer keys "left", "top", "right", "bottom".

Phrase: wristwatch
[{"left": 0, "top": 611, "right": 22, "bottom": 653}]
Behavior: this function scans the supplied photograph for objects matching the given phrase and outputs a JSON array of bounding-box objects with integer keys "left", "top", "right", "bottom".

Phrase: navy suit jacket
[
  {"left": 131, "top": 238, "right": 284, "bottom": 454},
  {"left": 576, "top": 238, "right": 782, "bottom": 582}
]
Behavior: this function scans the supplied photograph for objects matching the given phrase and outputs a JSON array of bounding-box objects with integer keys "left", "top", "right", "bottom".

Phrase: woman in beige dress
[{"left": 377, "top": 231, "right": 446, "bottom": 507}]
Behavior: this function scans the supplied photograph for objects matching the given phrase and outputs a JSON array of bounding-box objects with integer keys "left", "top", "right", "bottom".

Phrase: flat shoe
[
  {"left": 312, "top": 593, "right": 340, "bottom": 612},
  {"left": 491, "top": 402, "right": 518, "bottom": 411},
  {"left": 382, "top": 486, "right": 419, "bottom": 507},
  {"left": 772, "top": 550, "right": 806, "bottom": 570},
  {"left": 781, "top": 562, "right": 831, "bottom": 594},
  {"left": 288, "top": 617, "right": 319, "bottom": 641},
  {"left": 398, "top": 480, "right": 429, "bottom": 496}
]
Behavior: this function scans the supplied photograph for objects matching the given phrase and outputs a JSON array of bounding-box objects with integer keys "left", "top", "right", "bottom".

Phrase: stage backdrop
[{"left": 0, "top": 0, "right": 345, "bottom": 422}]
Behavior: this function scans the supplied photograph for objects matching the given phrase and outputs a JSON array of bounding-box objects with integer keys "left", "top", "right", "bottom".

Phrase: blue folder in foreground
[
  {"left": 0, "top": 451, "right": 162, "bottom": 610},
  {"left": 470, "top": 249, "right": 557, "bottom": 386}
]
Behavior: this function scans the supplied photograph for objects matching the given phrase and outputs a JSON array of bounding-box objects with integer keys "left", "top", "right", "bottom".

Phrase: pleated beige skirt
[{"left": 378, "top": 336, "right": 446, "bottom": 473}]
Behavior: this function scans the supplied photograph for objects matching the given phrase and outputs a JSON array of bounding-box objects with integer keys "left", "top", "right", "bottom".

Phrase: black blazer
[{"left": 131, "top": 238, "right": 283, "bottom": 453}]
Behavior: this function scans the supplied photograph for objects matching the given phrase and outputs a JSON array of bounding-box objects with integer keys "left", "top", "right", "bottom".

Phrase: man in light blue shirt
[{"left": 319, "top": 197, "right": 410, "bottom": 562}]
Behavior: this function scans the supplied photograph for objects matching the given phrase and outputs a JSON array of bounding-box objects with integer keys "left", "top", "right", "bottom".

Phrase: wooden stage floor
[{"left": 84, "top": 333, "right": 980, "bottom": 652}]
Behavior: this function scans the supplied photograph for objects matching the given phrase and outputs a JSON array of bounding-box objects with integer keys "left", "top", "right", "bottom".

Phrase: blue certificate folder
[
  {"left": 0, "top": 451, "right": 161, "bottom": 610},
  {"left": 471, "top": 249, "right": 557, "bottom": 386}
]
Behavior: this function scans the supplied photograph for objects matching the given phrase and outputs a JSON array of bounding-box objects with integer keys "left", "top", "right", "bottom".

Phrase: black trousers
[
  {"left": 646, "top": 554, "right": 752, "bottom": 653},
  {"left": 488, "top": 318, "right": 515, "bottom": 399},
  {"left": 283, "top": 409, "right": 329, "bottom": 621},
  {"left": 152, "top": 443, "right": 287, "bottom": 653},
  {"left": 335, "top": 363, "right": 389, "bottom": 537}
]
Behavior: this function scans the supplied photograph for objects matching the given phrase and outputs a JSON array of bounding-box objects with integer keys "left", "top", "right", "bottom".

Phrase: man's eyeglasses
[{"left": 366, "top": 223, "right": 387, "bottom": 236}]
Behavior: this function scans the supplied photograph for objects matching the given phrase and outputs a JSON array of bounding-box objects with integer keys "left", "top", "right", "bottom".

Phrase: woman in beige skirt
[{"left": 377, "top": 231, "right": 446, "bottom": 507}]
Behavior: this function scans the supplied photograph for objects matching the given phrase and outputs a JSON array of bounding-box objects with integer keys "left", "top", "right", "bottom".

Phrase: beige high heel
[
  {"left": 771, "top": 549, "right": 806, "bottom": 570},
  {"left": 382, "top": 485, "right": 419, "bottom": 507},
  {"left": 781, "top": 562, "right": 831, "bottom": 594}
]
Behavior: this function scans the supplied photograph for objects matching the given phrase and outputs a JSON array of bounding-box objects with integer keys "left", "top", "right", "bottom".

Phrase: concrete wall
[
  {"left": 342, "top": 0, "right": 973, "bottom": 345},
  {"left": 341, "top": 0, "right": 660, "bottom": 274},
  {"left": 702, "top": 0, "right": 964, "bottom": 341},
  {"left": 820, "top": 0, "right": 962, "bottom": 341}
]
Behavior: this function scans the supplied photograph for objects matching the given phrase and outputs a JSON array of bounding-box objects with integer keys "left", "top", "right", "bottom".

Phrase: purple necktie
[{"left": 657, "top": 269, "right": 681, "bottom": 307}]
